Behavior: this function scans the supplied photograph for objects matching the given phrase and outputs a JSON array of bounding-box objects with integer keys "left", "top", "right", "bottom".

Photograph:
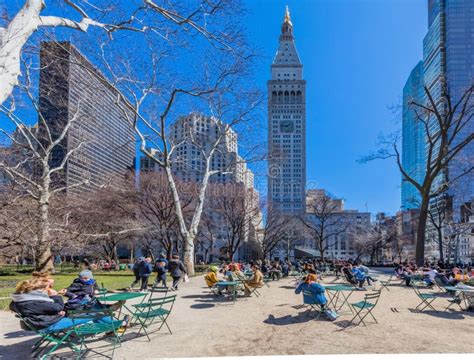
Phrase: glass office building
[
  {"left": 402, "top": 61, "right": 426, "bottom": 210},
  {"left": 422, "top": 0, "right": 474, "bottom": 221}
]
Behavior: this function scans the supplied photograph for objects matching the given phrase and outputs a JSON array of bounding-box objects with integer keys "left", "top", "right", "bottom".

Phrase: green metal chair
[
  {"left": 132, "top": 295, "right": 177, "bottom": 341},
  {"left": 412, "top": 284, "right": 438, "bottom": 311},
  {"left": 15, "top": 312, "right": 77, "bottom": 359},
  {"left": 379, "top": 275, "right": 394, "bottom": 291},
  {"left": 347, "top": 290, "right": 381, "bottom": 327},
  {"left": 302, "top": 290, "right": 324, "bottom": 320},
  {"left": 67, "top": 307, "right": 123, "bottom": 359}
]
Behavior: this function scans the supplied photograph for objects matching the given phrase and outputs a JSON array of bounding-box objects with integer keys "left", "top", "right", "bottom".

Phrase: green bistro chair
[
  {"left": 132, "top": 295, "right": 177, "bottom": 341},
  {"left": 67, "top": 307, "right": 123, "bottom": 359},
  {"left": 379, "top": 275, "right": 394, "bottom": 291},
  {"left": 14, "top": 312, "right": 77, "bottom": 360},
  {"left": 302, "top": 290, "right": 324, "bottom": 320},
  {"left": 412, "top": 284, "right": 438, "bottom": 312},
  {"left": 347, "top": 290, "right": 381, "bottom": 327}
]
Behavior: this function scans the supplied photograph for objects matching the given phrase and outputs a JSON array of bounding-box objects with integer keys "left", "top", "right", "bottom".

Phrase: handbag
[
  {"left": 323, "top": 309, "right": 339, "bottom": 321},
  {"left": 183, "top": 274, "right": 190, "bottom": 283}
]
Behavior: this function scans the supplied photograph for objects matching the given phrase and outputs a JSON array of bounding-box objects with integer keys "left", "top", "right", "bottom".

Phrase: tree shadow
[
  {"left": 181, "top": 294, "right": 213, "bottom": 299},
  {"left": 3, "top": 330, "right": 35, "bottom": 339},
  {"left": 279, "top": 285, "right": 295, "bottom": 290},
  {"left": 412, "top": 309, "right": 467, "bottom": 320},
  {"left": 0, "top": 337, "right": 48, "bottom": 359}
]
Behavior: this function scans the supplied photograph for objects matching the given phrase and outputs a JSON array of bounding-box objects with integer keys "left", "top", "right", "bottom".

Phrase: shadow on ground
[{"left": 263, "top": 312, "right": 326, "bottom": 326}]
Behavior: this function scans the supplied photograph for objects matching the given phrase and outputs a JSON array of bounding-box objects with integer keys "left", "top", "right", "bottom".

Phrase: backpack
[{"left": 324, "top": 309, "right": 339, "bottom": 321}]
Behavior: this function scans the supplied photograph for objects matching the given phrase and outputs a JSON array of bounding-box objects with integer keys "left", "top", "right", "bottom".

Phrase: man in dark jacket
[
  {"left": 130, "top": 257, "right": 144, "bottom": 289},
  {"left": 153, "top": 253, "right": 169, "bottom": 288},
  {"left": 168, "top": 255, "right": 187, "bottom": 291}
]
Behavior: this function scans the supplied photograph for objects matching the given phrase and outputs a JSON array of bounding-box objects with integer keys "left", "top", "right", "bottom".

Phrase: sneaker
[
  {"left": 448, "top": 298, "right": 462, "bottom": 304},
  {"left": 121, "top": 315, "right": 131, "bottom": 328}
]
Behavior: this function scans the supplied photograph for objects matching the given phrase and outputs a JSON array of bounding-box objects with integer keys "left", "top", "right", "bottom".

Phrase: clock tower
[{"left": 268, "top": 6, "right": 306, "bottom": 214}]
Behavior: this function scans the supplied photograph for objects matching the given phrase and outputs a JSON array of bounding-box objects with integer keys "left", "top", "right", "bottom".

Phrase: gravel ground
[{"left": 1, "top": 270, "right": 473, "bottom": 359}]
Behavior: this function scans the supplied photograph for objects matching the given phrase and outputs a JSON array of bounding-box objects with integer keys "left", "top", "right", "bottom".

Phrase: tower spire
[
  {"left": 284, "top": 5, "right": 292, "bottom": 26},
  {"left": 281, "top": 5, "right": 293, "bottom": 36}
]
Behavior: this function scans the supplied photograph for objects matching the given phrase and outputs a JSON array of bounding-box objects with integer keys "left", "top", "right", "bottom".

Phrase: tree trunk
[
  {"left": 183, "top": 234, "right": 195, "bottom": 276},
  {"left": 437, "top": 227, "right": 444, "bottom": 263},
  {"left": 415, "top": 197, "right": 429, "bottom": 266},
  {"left": 36, "top": 200, "right": 54, "bottom": 271}
]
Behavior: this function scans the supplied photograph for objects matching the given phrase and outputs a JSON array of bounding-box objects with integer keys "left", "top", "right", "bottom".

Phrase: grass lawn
[
  {"left": 0, "top": 267, "right": 207, "bottom": 310},
  {"left": 0, "top": 271, "right": 136, "bottom": 310}
]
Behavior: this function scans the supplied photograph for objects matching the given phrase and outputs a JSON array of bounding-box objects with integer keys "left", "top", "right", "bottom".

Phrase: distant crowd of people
[{"left": 394, "top": 261, "right": 474, "bottom": 288}]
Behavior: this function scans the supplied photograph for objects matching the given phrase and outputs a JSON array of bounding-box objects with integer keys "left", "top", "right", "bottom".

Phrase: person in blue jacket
[
  {"left": 137, "top": 257, "right": 154, "bottom": 291},
  {"left": 352, "top": 266, "right": 367, "bottom": 289},
  {"left": 295, "top": 273, "right": 327, "bottom": 309}
]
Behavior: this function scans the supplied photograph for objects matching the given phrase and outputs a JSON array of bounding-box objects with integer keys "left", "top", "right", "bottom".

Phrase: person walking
[
  {"left": 168, "top": 255, "right": 187, "bottom": 291},
  {"left": 130, "top": 257, "right": 144, "bottom": 289},
  {"left": 153, "top": 253, "right": 169, "bottom": 288},
  {"left": 138, "top": 258, "right": 153, "bottom": 291}
]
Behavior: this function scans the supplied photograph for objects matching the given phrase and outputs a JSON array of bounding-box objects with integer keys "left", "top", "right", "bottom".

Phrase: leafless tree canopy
[{"left": 362, "top": 85, "right": 473, "bottom": 266}]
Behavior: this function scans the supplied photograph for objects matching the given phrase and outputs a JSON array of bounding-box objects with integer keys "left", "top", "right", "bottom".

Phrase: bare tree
[
  {"left": 426, "top": 196, "right": 450, "bottom": 263},
  {"left": 136, "top": 172, "right": 193, "bottom": 260},
  {"left": 300, "top": 190, "right": 350, "bottom": 262},
  {"left": 210, "top": 183, "right": 261, "bottom": 261},
  {"left": 68, "top": 176, "right": 143, "bottom": 263},
  {"left": 362, "top": 85, "right": 473, "bottom": 266},
  {"left": 259, "top": 208, "right": 290, "bottom": 260},
  {"left": 0, "top": 0, "right": 150, "bottom": 106},
  {"left": 196, "top": 210, "right": 219, "bottom": 263},
  {"left": 0, "top": 61, "right": 96, "bottom": 270},
  {"left": 351, "top": 223, "right": 395, "bottom": 264}
]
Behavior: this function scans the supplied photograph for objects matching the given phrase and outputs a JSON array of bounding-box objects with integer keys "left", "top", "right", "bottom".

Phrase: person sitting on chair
[
  {"left": 295, "top": 273, "right": 327, "bottom": 310},
  {"left": 244, "top": 265, "right": 264, "bottom": 297},
  {"left": 352, "top": 266, "right": 367, "bottom": 289},
  {"left": 61, "top": 270, "right": 99, "bottom": 311},
  {"left": 227, "top": 264, "right": 246, "bottom": 293},
  {"left": 204, "top": 266, "right": 224, "bottom": 295},
  {"left": 204, "top": 266, "right": 220, "bottom": 287},
  {"left": 342, "top": 264, "right": 358, "bottom": 286},
  {"left": 10, "top": 277, "right": 118, "bottom": 333}
]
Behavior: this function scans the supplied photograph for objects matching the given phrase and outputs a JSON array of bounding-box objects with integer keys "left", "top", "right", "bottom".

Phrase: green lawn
[
  {"left": 0, "top": 271, "right": 137, "bottom": 310},
  {"left": 0, "top": 267, "right": 206, "bottom": 311}
]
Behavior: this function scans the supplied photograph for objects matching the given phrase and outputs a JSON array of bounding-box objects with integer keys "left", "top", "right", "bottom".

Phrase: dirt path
[{"left": 1, "top": 272, "right": 473, "bottom": 359}]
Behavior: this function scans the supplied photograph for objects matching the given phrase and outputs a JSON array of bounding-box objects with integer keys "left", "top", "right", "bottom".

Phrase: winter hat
[{"left": 79, "top": 270, "right": 93, "bottom": 279}]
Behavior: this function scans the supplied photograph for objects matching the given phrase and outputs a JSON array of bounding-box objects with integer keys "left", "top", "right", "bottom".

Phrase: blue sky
[
  {"left": 1, "top": 0, "right": 427, "bottom": 216},
  {"left": 245, "top": 0, "right": 427, "bottom": 215}
]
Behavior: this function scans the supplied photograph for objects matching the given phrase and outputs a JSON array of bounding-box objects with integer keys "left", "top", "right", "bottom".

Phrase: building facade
[
  {"left": 423, "top": 0, "right": 474, "bottom": 222},
  {"left": 38, "top": 41, "right": 135, "bottom": 193},
  {"left": 401, "top": 61, "right": 426, "bottom": 210},
  {"left": 268, "top": 7, "right": 306, "bottom": 214},
  {"left": 139, "top": 112, "right": 262, "bottom": 261}
]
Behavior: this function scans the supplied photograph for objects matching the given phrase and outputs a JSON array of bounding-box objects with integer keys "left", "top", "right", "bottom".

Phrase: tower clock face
[{"left": 280, "top": 120, "right": 294, "bottom": 133}]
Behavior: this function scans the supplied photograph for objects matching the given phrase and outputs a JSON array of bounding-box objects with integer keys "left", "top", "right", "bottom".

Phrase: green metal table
[
  {"left": 443, "top": 286, "right": 474, "bottom": 311},
  {"left": 100, "top": 292, "right": 148, "bottom": 317},
  {"left": 324, "top": 284, "right": 356, "bottom": 313},
  {"left": 216, "top": 281, "right": 239, "bottom": 303}
]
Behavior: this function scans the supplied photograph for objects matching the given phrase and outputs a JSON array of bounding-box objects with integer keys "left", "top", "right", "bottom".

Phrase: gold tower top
[{"left": 284, "top": 5, "right": 292, "bottom": 26}]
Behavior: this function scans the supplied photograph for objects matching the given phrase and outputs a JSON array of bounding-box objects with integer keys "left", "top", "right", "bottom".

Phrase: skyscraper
[
  {"left": 423, "top": 0, "right": 474, "bottom": 221},
  {"left": 401, "top": 61, "right": 425, "bottom": 210},
  {"left": 38, "top": 41, "right": 135, "bottom": 193},
  {"left": 268, "top": 7, "right": 306, "bottom": 214}
]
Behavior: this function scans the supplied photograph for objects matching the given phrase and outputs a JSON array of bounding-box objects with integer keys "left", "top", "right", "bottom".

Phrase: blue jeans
[{"left": 41, "top": 316, "right": 113, "bottom": 333}]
